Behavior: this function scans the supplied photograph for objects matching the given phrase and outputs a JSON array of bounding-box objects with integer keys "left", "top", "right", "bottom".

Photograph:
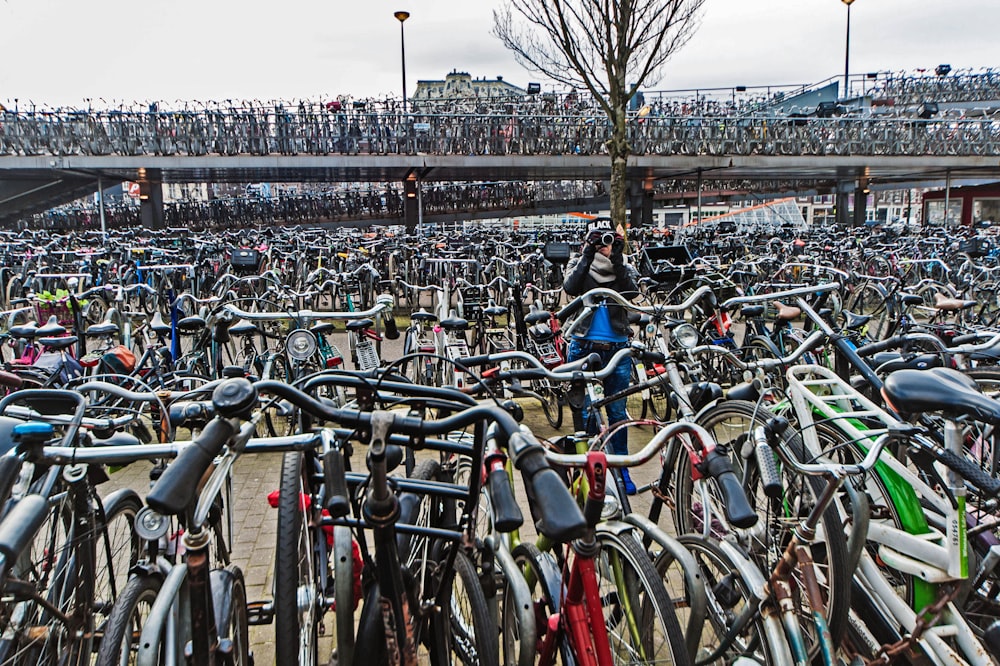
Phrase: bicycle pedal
[{"left": 246, "top": 600, "right": 274, "bottom": 625}]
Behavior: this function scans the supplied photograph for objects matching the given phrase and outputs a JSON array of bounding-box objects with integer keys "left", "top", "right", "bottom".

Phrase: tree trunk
[{"left": 608, "top": 108, "right": 629, "bottom": 232}]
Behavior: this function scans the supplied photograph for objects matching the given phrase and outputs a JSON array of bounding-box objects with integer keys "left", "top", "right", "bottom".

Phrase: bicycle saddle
[
  {"left": 36, "top": 316, "right": 66, "bottom": 337},
  {"left": 229, "top": 319, "right": 257, "bottom": 336},
  {"left": 410, "top": 309, "right": 437, "bottom": 322},
  {"left": 9, "top": 321, "right": 38, "bottom": 339},
  {"left": 38, "top": 335, "right": 78, "bottom": 351},
  {"left": 840, "top": 310, "right": 871, "bottom": 330},
  {"left": 150, "top": 311, "right": 172, "bottom": 336},
  {"left": 483, "top": 304, "right": 507, "bottom": 317},
  {"left": 85, "top": 320, "right": 120, "bottom": 337},
  {"left": 883, "top": 367, "right": 1000, "bottom": 425},
  {"left": 310, "top": 322, "right": 336, "bottom": 335},
  {"left": 934, "top": 293, "right": 976, "bottom": 311},
  {"left": 440, "top": 314, "right": 469, "bottom": 331},
  {"left": 177, "top": 315, "right": 207, "bottom": 333},
  {"left": 345, "top": 318, "right": 374, "bottom": 332}
]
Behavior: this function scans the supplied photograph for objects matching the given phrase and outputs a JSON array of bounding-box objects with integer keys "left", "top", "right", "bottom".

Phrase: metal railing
[{"left": 2, "top": 108, "right": 999, "bottom": 158}]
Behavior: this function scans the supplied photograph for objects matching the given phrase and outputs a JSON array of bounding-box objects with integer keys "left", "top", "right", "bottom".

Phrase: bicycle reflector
[{"left": 287, "top": 329, "right": 318, "bottom": 361}]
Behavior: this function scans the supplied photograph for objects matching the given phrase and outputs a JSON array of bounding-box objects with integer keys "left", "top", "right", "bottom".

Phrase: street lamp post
[
  {"left": 394, "top": 11, "right": 410, "bottom": 114},
  {"left": 842, "top": 0, "right": 856, "bottom": 100}
]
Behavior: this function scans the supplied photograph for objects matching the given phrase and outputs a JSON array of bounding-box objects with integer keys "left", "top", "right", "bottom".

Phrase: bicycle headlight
[
  {"left": 672, "top": 323, "right": 700, "bottom": 349},
  {"left": 287, "top": 329, "right": 318, "bottom": 361}
]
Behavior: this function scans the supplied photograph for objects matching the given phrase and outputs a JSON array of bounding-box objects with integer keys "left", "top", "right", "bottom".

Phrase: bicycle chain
[{"left": 865, "top": 584, "right": 959, "bottom": 665}]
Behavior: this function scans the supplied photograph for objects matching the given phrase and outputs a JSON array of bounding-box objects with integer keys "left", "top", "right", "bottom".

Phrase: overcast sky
[{"left": 1, "top": 0, "right": 997, "bottom": 108}]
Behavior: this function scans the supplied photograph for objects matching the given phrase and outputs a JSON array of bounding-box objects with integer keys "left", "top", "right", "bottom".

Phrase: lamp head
[
  {"left": 841, "top": 0, "right": 856, "bottom": 5},
  {"left": 394, "top": 10, "right": 410, "bottom": 22}
]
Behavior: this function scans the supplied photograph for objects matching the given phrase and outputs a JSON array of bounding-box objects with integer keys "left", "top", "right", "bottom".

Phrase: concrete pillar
[
  {"left": 403, "top": 175, "right": 418, "bottom": 232},
  {"left": 836, "top": 188, "right": 851, "bottom": 228},
  {"left": 139, "top": 176, "right": 164, "bottom": 229},
  {"left": 853, "top": 186, "right": 868, "bottom": 228}
]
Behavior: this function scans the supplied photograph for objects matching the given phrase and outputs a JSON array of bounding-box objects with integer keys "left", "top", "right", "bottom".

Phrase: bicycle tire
[
  {"left": 625, "top": 361, "right": 648, "bottom": 421},
  {"left": 656, "top": 400, "right": 850, "bottom": 657},
  {"left": 673, "top": 535, "right": 787, "bottom": 665},
  {"left": 94, "top": 491, "right": 143, "bottom": 641},
  {"left": 94, "top": 574, "right": 163, "bottom": 666},
  {"left": 530, "top": 377, "right": 563, "bottom": 430},
  {"left": 333, "top": 525, "right": 355, "bottom": 666},
  {"left": 448, "top": 549, "right": 500, "bottom": 666},
  {"left": 595, "top": 530, "right": 691, "bottom": 666},
  {"left": 274, "top": 451, "right": 322, "bottom": 665}
]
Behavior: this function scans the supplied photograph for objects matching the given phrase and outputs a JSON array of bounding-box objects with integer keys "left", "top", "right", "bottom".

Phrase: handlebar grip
[
  {"left": 701, "top": 449, "right": 758, "bottom": 529},
  {"left": 382, "top": 313, "right": 399, "bottom": 340},
  {"left": 640, "top": 350, "right": 666, "bottom": 365},
  {"left": 855, "top": 336, "right": 904, "bottom": 357},
  {"left": 146, "top": 418, "right": 237, "bottom": 516},
  {"left": 931, "top": 446, "right": 1000, "bottom": 498},
  {"left": 556, "top": 295, "right": 583, "bottom": 323},
  {"left": 754, "top": 441, "right": 783, "bottom": 499},
  {"left": 0, "top": 494, "right": 49, "bottom": 568},
  {"left": 529, "top": 467, "right": 587, "bottom": 542},
  {"left": 323, "top": 448, "right": 351, "bottom": 518},
  {"left": 487, "top": 467, "right": 523, "bottom": 532},
  {"left": 458, "top": 354, "right": 493, "bottom": 369}
]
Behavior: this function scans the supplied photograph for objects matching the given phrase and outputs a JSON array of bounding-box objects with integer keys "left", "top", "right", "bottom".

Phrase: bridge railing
[{"left": 2, "top": 108, "right": 999, "bottom": 158}]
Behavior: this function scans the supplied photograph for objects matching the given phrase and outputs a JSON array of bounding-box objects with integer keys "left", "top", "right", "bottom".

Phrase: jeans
[{"left": 567, "top": 339, "right": 631, "bottom": 456}]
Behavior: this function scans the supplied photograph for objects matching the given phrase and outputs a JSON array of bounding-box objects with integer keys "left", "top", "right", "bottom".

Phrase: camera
[{"left": 588, "top": 231, "right": 616, "bottom": 247}]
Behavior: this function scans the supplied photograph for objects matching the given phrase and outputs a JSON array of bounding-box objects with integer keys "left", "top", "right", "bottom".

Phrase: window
[
  {"left": 925, "top": 199, "right": 962, "bottom": 226},
  {"left": 973, "top": 198, "right": 1000, "bottom": 224}
]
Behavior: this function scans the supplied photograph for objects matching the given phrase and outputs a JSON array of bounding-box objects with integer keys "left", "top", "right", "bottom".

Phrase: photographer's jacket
[{"left": 563, "top": 252, "right": 639, "bottom": 339}]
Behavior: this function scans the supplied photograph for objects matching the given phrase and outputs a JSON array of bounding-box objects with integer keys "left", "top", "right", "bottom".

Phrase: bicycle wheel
[
  {"left": 656, "top": 400, "right": 850, "bottom": 657},
  {"left": 263, "top": 355, "right": 296, "bottom": 437},
  {"left": 674, "top": 535, "right": 786, "bottom": 665},
  {"left": 93, "top": 491, "right": 143, "bottom": 642},
  {"left": 625, "top": 360, "right": 648, "bottom": 420},
  {"left": 647, "top": 372, "right": 671, "bottom": 422},
  {"left": 594, "top": 530, "right": 690, "bottom": 666},
  {"left": 845, "top": 281, "right": 891, "bottom": 341},
  {"left": 274, "top": 451, "right": 323, "bottom": 665},
  {"left": 94, "top": 574, "right": 163, "bottom": 666},
  {"left": 530, "top": 377, "right": 563, "bottom": 430},
  {"left": 447, "top": 549, "right": 499, "bottom": 666}
]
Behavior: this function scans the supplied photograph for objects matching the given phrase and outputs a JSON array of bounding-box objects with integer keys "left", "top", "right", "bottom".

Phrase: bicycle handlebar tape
[
  {"left": 323, "top": 448, "right": 350, "bottom": 518},
  {"left": 556, "top": 295, "right": 583, "bottom": 323},
  {"left": 488, "top": 467, "right": 523, "bottom": 532},
  {"left": 515, "top": 446, "right": 586, "bottom": 542},
  {"left": 753, "top": 439, "right": 783, "bottom": 499},
  {"left": 700, "top": 448, "right": 758, "bottom": 529},
  {"left": 0, "top": 495, "right": 49, "bottom": 571},
  {"left": 855, "top": 335, "right": 904, "bottom": 358},
  {"left": 146, "top": 417, "right": 238, "bottom": 516},
  {"left": 457, "top": 354, "right": 492, "bottom": 369}
]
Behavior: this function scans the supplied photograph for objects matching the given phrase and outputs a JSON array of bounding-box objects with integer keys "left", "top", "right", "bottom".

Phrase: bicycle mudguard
[
  {"left": 211, "top": 566, "right": 246, "bottom": 646},
  {"left": 0, "top": 495, "right": 48, "bottom": 567}
]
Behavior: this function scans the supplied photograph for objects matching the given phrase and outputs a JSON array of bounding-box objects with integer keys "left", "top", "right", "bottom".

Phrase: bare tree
[{"left": 494, "top": 0, "right": 706, "bottom": 228}]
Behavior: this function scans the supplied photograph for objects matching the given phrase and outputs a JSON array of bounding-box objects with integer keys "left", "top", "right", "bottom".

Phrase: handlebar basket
[
  {"left": 33, "top": 299, "right": 74, "bottom": 326},
  {"left": 959, "top": 238, "right": 991, "bottom": 258}
]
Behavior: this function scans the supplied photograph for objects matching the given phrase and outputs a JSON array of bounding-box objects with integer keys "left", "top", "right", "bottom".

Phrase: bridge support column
[
  {"left": 403, "top": 174, "right": 419, "bottom": 233},
  {"left": 628, "top": 179, "right": 654, "bottom": 229},
  {"left": 853, "top": 177, "right": 869, "bottom": 228},
  {"left": 138, "top": 170, "right": 164, "bottom": 229},
  {"left": 835, "top": 182, "right": 851, "bottom": 228}
]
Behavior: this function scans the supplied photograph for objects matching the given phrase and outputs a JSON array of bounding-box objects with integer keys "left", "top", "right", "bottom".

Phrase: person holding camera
[{"left": 562, "top": 218, "right": 640, "bottom": 493}]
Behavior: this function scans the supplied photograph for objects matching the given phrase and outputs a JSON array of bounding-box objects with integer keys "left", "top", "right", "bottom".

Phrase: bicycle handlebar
[
  {"left": 721, "top": 282, "right": 840, "bottom": 309},
  {"left": 689, "top": 329, "right": 826, "bottom": 370}
]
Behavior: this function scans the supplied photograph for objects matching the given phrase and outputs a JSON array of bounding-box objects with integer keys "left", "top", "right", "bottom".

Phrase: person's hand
[
  {"left": 610, "top": 237, "right": 625, "bottom": 264},
  {"left": 582, "top": 241, "right": 597, "bottom": 259}
]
